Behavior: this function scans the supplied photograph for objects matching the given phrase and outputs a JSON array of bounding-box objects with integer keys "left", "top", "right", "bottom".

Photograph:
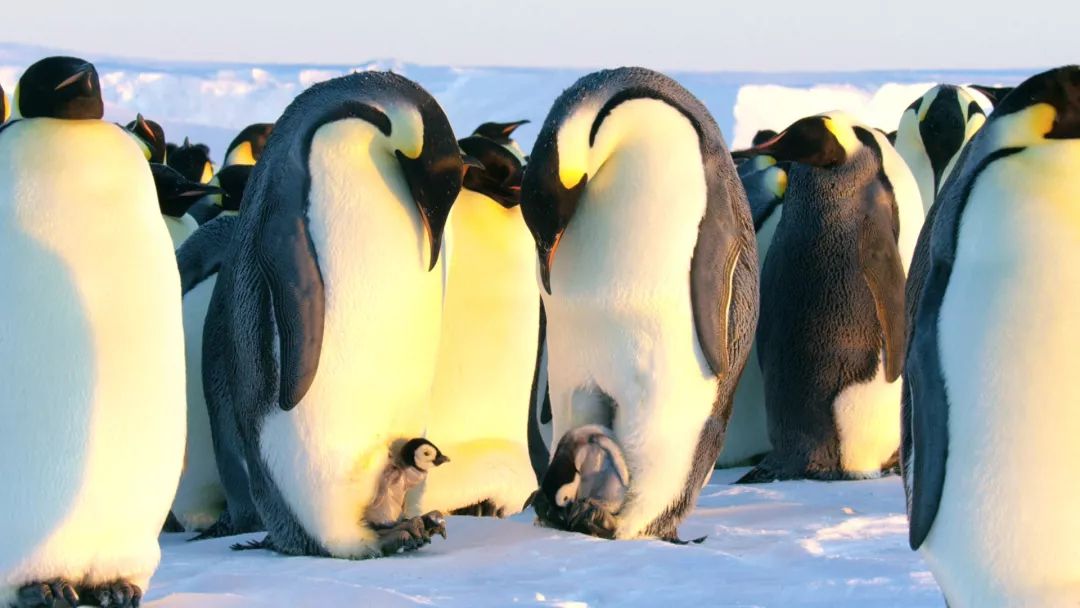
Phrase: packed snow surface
[{"left": 148, "top": 469, "right": 942, "bottom": 607}]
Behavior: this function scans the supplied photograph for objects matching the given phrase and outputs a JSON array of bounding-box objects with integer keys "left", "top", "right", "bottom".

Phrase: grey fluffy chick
[{"left": 366, "top": 438, "right": 449, "bottom": 528}]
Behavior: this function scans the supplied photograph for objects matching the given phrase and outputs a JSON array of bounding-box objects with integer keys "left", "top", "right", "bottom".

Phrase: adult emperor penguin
[
  {"left": 716, "top": 159, "right": 788, "bottom": 467},
  {"left": 222, "top": 122, "right": 273, "bottom": 167},
  {"left": 903, "top": 66, "right": 1080, "bottom": 607},
  {"left": 207, "top": 71, "right": 466, "bottom": 557},
  {"left": 894, "top": 85, "right": 985, "bottom": 212},
  {"left": 521, "top": 67, "right": 758, "bottom": 540},
  {"left": 151, "top": 162, "right": 221, "bottom": 248},
  {"left": 738, "top": 111, "right": 923, "bottom": 483},
  {"left": 171, "top": 164, "right": 252, "bottom": 534},
  {"left": 418, "top": 132, "right": 539, "bottom": 518},
  {"left": 168, "top": 137, "right": 214, "bottom": 183},
  {"left": 473, "top": 119, "right": 529, "bottom": 161},
  {"left": 126, "top": 114, "right": 167, "bottom": 163},
  {"left": 0, "top": 56, "right": 185, "bottom": 608}
]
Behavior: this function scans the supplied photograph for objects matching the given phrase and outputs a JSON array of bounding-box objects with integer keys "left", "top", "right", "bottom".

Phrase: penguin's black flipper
[
  {"left": 734, "top": 464, "right": 780, "bottom": 484},
  {"left": 175, "top": 215, "right": 239, "bottom": 295},
  {"left": 857, "top": 179, "right": 907, "bottom": 382},
  {"left": 251, "top": 156, "right": 326, "bottom": 412},
  {"left": 527, "top": 298, "right": 552, "bottom": 482}
]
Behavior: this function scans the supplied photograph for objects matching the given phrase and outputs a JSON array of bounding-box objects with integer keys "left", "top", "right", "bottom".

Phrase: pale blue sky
[{"left": 1, "top": 0, "right": 1073, "bottom": 71}]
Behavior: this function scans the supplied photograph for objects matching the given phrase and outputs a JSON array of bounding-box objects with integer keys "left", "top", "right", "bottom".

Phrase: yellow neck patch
[
  {"left": 200, "top": 161, "right": 214, "bottom": 184},
  {"left": 225, "top": 141, "right": 257, "bottom": 167}
]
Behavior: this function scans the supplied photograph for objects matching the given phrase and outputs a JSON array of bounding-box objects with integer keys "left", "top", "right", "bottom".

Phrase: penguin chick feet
[
  {"left": 421, "top": 510, "right": 448, "bottom": 539},
  {"left": 376, "top": 518, "right": 429, "bottom": 556},
  {"left": 16, "top": 580, "right": 80, "bottom": 608},
  {"left": 566, "top": 499, "right": 618, "bottom": 540},
  {"left": 75, "top": 581, "right": 142, "bottom": 608}
]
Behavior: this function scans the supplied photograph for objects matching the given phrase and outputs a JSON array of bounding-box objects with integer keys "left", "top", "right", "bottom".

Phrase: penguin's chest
[{"left": 926, "top": 147, "right": 1080, "bottom": 601}]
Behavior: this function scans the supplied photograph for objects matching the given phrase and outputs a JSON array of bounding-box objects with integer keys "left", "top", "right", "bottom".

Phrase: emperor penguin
[
  {"left": 894, "top": 85, "right": 986, "bottom": 212},
  {"left": 737, "top": 112, "right": 923, "bottom": 483},
  {"left": 170, "top": 164, "right": 252, "bottom": 534},
  {"left": 0, "top": 56, "right": 185, "bottom": 608},
  {"left": 150, "top": 162, "right": 221, "bottom": 248},
  {"left": 1, "top": 83, "right": 9, "bottom": 124},
  {"left": 418, "top": 131, "right": 540, "bottom": 518},
  {"left": 126, "top": 114, "right": 167, "bottom": 163},
  {"left": 222, "top": 122, "right": 274, "bottom": 167},
  {"left": 903, "top": 65, "right": 1080, "bottom": 607},
  {"left": 716, "top": 158, "right": 788, "bottom": 467},
  {"left": 168, "top": 137, "right": 214, "bottom": 184},
  {"left": 472, "top": 119, "right": 529, "bottom": 161},
  {"left": 521, "top": 67, "right": 758, "bottom": 541},
  {"left": 965, "top": 84, "right": 1014, "bottom": 110},
  {"left": 188, "top": 162, "right": 253, "bottom": 225},
  {"left": 207, "top": 71, "right": 466, "bottom": 557}
]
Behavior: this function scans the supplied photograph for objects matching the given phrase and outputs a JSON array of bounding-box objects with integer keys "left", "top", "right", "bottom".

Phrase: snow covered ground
[{"left": 148, "top": 469, "right": 942, "bottom": 607}]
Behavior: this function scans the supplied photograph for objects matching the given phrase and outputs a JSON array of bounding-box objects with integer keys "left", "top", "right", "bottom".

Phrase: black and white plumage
[
  {"left": 903, "top": 65, "right": 1080, "bottom": 606},
  {"left": 206, "top": 71, "right": 465, "bottom": 558},
  {"left": 367, "top": 438, "right": 449, "bottom": 528},
  {"left": 521, "top": 67, "right": 758, "bottom": 541}
]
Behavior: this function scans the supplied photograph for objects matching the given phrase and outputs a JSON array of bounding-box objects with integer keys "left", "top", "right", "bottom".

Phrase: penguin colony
[{"left": 0, "top": 53, "right": 1076, "bottom": 607}]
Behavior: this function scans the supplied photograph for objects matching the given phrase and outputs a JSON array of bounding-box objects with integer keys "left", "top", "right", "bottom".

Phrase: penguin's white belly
[
  {"left": 831, "top": 359, "right": 900, "bottom": 476},
  {"left": 257, "top": 120, "right": 444, "bottom": 557},
  {"left": 421, "top": 192, "right": 539, "bottom": 514},
  {"left": 544, "top": 103, "right": 719, "bottom": 537},
  {"left": 172, "top": 274, "right": 224, "bottom": 531},
  {"left": 0, "top": 120, "right": 185, "bottom": 601},
  {"left": 924, "top": 145, "right": 1080, "bottom": 606},
  {"left": 164, "top": 214, "right": 198, "bottom": 249}
]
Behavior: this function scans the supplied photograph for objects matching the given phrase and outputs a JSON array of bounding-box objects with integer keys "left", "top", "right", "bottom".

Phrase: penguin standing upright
[
  {"left": 419, "top": 126, "right": 540, "bottom": 518},
  {"left": 0, "top": 57, "right": 185, "bottom": 608},
  {"left": 171, "top": 163, "right": 252, "bottom": 534},
  {"left": 716, "top": 158, "right": 788, "bottom": 467},
  {"left": 738, "top": 112, "right": 922, "bottom": 483},
  {"left": 894, "top": 85, "right": 985, "bottom": 212},
  {"left": 904, "top": 66, "right": 1080, "bottom": 607},
  {"left": 521, "top": 67, "right": 758, "bottom": 540},
  {"left": 207, "top": 71, "right": 466, "bottom": 557}
]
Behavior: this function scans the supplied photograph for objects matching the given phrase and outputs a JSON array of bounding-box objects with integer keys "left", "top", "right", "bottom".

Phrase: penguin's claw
[
  {"left": 79, "top": 580, "right": 142, "bottom": 608},
  {"left": 16, "top": 579, "right": 80, "bottom": 608},
  {"left": 421, "top": 511, "right": 447, "bottom": 539},
  {"left": 376, "top": 520, "right": 427, "bottom": 556},
  {"left": 565, "top": 499, "right": 618, "bottom": 539}
]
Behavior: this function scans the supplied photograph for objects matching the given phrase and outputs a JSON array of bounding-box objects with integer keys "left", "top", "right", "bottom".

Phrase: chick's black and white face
[
  {"left": 414, "top": 444, "right": 439, "bottom": 471},
  {"left": 555, "top": 475, "right": 581, "bottom": 507}
]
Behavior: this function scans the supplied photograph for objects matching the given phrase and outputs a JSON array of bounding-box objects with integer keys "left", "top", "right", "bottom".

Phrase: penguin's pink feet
[
  {"left": 566, "top": 498, "right": 618, "bottom": 539},
  {"left": 77, "top": 580, "right": 142, "bottom": 608},
  {"left": 16, "top": 580, "right": 80, "bottom": 608}
]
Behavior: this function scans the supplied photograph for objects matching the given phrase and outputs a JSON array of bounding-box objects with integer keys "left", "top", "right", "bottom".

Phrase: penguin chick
[
  {"left": 534, "top": 425, "right": 629, "bottom": 539},
  {"left": 125, "top": 114, "right": 167, "bottom": 163},
  {"left": 366, "top": 438, "right": 449, "bottom": 529}
]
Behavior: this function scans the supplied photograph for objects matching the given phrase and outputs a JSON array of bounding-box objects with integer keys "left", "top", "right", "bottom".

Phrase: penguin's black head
[
  {"left": 968, "top": 84, "right": 1016, "bottom": 108},
  {"left": 747, "top": 115, "right": 849, "bottom": 168},
  {"left": 214, "top": 164, "right": 253, "bottom": 212},
  {"left": 224, "top": 122, "right": 274, "bottom": 166},
  {"left": 532, "top": 439, "right": 580, "bottom": 528},
  {"left": 15, "top": 56, "right": 103, "bottom": 120},
  {"left": 459, "top": 135, "right": 524, "bottom": 208},
  {"left": 991, "top": 65, "right": 1080, "bottom": 141},
  {"left": 401, "top": 438, "right": 449, "bottom": 472},
  {"left": 125, "top": 114, "right": 167, "bottom": 163},
  {"left": 751, "top": 129, "right": 778, "bottom": 146},
  {"left": 168, "top": 138, "right": 215, "bottom": 184},
  {"left": 473, "top": 119, "right": 529, "bottom": 145},
  {"left": 150, "top": 163, "right": 223, "bottom": 218}
]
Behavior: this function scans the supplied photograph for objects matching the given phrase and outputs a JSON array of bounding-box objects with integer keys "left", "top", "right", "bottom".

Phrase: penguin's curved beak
[
  {"left": 498, "top": 119, "right": 530, "bottom": 136},
  {"left": 55, "top": 63, "right": 96, "bottom": 94},
  {"left": 532, "top": 171, "right": 586, "bottom": 295},
  {"left": 396, "top": 148, "right": 465, "bottom": 272},
  {"left": 434, "top": 453, "right": 450, "bottom": 466}
]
